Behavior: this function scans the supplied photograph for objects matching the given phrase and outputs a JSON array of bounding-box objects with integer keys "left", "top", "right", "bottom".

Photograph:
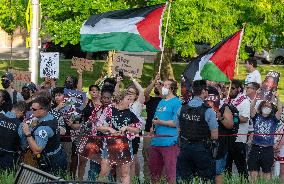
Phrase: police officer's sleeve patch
[{"left": 38, "top": 130, "right": 48, "bottom": 139}]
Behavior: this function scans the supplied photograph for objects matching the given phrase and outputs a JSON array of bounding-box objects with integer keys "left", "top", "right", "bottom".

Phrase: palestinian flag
[
  {"left": 80, "top": 4, "right": 166, "bottom": 52},
  {"left": 183, "top": 29, "right": 244, "bottom": 87}
]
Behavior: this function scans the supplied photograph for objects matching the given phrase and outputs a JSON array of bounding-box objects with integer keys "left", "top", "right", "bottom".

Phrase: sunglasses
[{"left": 31, "top": 107, "right": 42, "bottom": 111}]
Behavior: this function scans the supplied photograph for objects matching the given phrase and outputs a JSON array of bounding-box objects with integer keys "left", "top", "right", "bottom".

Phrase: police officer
[
  {"left": 176, "top": 80, "right": 218, "bottom": 182},
  {"left": 0, "top": 101, "right": 26, "bottom": 170},
  {"left": 20, "top": 96, "right": 67, "bottom": 174}
]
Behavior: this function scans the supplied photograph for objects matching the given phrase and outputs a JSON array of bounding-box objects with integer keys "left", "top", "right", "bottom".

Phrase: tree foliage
[
  {"left": 40, "top": 0, "right": 283, "bottom": 59},
  {"left": 0, "top": 0, "right": 27, "bottom": 35}
]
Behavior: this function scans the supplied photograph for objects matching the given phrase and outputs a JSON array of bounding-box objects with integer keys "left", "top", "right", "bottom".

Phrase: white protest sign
[
  {"left": 40, "top": 52, "right": 59, "bottom": 78},
  {"left": 112, "top": 53, "right": 144, "bottom": 78}
]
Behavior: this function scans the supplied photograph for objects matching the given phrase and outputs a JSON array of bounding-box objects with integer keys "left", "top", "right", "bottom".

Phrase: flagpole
[
  {"left": 236, "top": 23, "right": 246, "bottom": 76},
  {"left": 158, "top": 1, "right": 172, "bottom": 74},
  {"left": 227, "top": 24, "right": 245, "bottom": 99}
]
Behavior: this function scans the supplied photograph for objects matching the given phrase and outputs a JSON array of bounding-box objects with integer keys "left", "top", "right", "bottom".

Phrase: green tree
[
  {"left": 40, "top": 0, "right": 284, "bottom": 79},
  {"left": 0, "top": 0, "right": 27, "bottom": 63}
]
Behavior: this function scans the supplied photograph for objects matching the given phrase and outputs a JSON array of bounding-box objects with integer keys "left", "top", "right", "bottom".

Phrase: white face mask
[
  {"left": 162, "top": 87, "right": 169, "bottom": 96},
  {"left": 262, "top": 107, "right": 272, "bottom": 115}
]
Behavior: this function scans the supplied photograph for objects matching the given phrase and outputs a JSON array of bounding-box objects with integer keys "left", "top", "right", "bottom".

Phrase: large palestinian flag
[
  {"left": 80, "top": 4, "right": 166, "bottom": 52},
  {"left": 183, "top": 29, "right": 244, "bottom": 87}
]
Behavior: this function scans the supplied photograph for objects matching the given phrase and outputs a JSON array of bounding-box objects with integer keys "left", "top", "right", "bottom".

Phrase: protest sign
[
  {"left": 63, "top": 89, "right": 87, "bottom": 111},
  {"left": 112, "top": 53, "right": 144, "bottom": 78},
  {"left": 8, "top": 69, "right": 31, "bottom": 92},
  {"left": 71, "top": 57, "right": 95, "bottom": 71},
  {"left": 257, "top": 71, "right": 280, "bottom": 102},
  {"left": 40, "top": 52, "right": 59, "bottom": 78}
]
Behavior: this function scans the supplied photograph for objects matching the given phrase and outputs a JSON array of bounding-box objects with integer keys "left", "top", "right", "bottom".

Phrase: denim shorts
[{"left": 216, "top": 153, "right": 227, "bottom": 175}]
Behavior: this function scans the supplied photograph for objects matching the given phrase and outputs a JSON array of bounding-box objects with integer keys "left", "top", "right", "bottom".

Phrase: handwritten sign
[
  {"left": 7, "top": 69, "right": 31, "bottom": 92},
  {"left": 71, "top": 57, "right": 95, "bottom": 71},
  {"left": 257, "top": 71, "right": 280, "bottom": 102},
  {"left": 112, "top": 53, "right": 144, "bottom": 78},
  {"left": 40, "top": 52, "right": 59, "bottom": 78},
  {"left": 8, "top": 69, "right": 31, "bottom": 82}
]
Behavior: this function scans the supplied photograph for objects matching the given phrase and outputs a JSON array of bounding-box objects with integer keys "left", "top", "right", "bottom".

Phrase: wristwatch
[{"left": 25, "top": 134, "right": 32, "bottom": 137}]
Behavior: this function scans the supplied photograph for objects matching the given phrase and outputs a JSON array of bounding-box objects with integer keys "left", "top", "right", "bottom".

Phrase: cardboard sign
[
  {"left": 8, "top": 69, "right": 31, "bottom": 82},
  {"left": 7, "top": 69, "right": 31, "bottom": 92},
  {"left": 257, "top": 71, "right": 280, "bottom": 102},
  {"left": 71, "top": 57, "right": 95, "bottom": 71},
  {"left": 40, "top": 52, "right": 59, "bottom": 78},
  {"left": 112, "top": 53, "right": 144, "bottom": 78}
]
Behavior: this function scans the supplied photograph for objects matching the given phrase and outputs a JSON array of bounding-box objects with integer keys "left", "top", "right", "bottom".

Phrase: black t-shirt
[
  {"left": 144, "top": 96, "right": 162, "bottom": 132},
  {"left": 111, "top": 107, "right": 140, "bottom": 131},
  {"left": 81, "top": 99, "right": 95, "bottom": 122}
]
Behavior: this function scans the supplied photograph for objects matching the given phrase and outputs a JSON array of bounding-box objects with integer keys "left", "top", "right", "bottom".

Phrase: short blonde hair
[{"left": 113, "top": 90, "right": 128, "bottom": 104}]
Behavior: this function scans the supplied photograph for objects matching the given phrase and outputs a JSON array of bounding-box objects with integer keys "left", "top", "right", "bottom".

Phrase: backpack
[{"left": 220, "top": 104, "right": 240, "bottom": 134}]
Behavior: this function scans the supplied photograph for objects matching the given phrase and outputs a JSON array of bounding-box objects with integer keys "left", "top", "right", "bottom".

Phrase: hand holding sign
[{"left": 256, "top": 71, "right": 280, "bottom": 102}]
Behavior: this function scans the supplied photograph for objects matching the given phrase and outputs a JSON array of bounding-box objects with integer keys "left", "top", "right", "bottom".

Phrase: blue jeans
[
  {"left": 216, "top": 153, "right": 227, "bottom": 175},
  {"left": 88, "top": 161, "right": 101, "bottom": 181},
  {"left": 47, "top": 148, "right": 68, "bottom": 174},
  {"left": 176, "top": 141, "right": 215, "bottom": 183}
]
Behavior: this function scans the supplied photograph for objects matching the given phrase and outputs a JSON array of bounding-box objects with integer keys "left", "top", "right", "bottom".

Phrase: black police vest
[
  {"left": 32, "top": 118, "right": 60, "bottom": 154},
  {"left": 0, "top": 113, "right": 21, "bottom": 152},
  {"left": 179, "top": 104, "right": 210, "bottom": 141}
]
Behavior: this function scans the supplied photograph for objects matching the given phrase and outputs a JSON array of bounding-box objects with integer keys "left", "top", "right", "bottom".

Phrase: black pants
[
  {"left": 176, "top": 142, "right": 215, "bottom": 183},
  {"left": 226, "top": 142, "right": 248, "bottom": 179}
]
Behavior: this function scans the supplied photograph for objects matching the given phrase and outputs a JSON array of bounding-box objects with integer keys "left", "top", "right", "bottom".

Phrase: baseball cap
[{"left": 1, "top": 72, "right": 14, "bottom": 81}]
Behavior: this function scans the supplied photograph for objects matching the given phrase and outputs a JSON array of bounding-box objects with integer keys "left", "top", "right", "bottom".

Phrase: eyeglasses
[{"left": 31, "top": 107, "right": 42, "bottom": 111}]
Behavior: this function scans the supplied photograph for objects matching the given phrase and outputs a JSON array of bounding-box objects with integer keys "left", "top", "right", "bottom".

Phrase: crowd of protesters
[{"left": 0, "top": 57, "right": 283, "bottom": 184}]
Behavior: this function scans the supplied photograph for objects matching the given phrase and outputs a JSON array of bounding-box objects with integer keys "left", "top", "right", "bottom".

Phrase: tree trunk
[
  {"left": 9, "top": 34, "right": 13, "bottom": 66},
  {"left": 154, "top": 48, "right": 175, "bottom": 81},
  {"left": 85, "top": 52, "right": 93, "bottom": 59}
]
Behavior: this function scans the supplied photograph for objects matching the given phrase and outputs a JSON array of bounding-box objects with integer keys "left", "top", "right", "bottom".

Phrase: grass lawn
[{"left": 0, "top": 60, "right": 283, "bottom": 101}]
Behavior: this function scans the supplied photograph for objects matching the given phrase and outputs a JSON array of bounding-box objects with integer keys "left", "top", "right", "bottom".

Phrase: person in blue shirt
[
  {"left": 248, "top": 93, "right": 282, "bottom": 182},
  {"left": 19, "top": 96, "right": 67, "bottom": 174},
  {"left": 176, "top": 80, "right": 218, "bottom": 183},
  {"left": 0, "top": 101, "right": 26, "bottom": 170},
  {"left": 148, "top": 79, "right": 182, "bottom": 184}
]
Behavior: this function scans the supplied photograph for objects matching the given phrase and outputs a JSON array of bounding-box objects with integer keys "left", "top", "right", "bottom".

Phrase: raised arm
[
  {"left": 144, "top": 74, "right": 160, "bottom": 102},
  {"left": 130, "top": 76, "right": 145, "bottom": 104}
]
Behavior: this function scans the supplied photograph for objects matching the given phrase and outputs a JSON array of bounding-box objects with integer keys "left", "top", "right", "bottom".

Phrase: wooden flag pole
[
  {"left": 226, "top": 81, "right": 232, "bottom": 99},
  {"left": 158, "top": 2, "right": 172, "bottom": 74}
]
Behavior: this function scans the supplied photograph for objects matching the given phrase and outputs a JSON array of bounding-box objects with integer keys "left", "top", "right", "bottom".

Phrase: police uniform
[
  {"left": 0, "top": 112, "right": 21, "bottom": 170},
  {"left": 19, "top": 113, "right": 67, "bottom": 173},
  {"left": 176, "top": 97, "right": 218, "bottom": 182}
]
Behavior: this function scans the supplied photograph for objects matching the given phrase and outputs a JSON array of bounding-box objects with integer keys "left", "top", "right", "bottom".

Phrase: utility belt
[
  {"left": 35, "top": 145, "right": 62, "bottom": 171},
  {"left": 180, "top": 136, "right": 219, "bottom": 159}
]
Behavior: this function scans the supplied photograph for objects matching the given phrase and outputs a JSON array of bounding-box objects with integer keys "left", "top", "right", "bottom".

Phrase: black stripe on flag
[
  {"left": 182, "top": 32, "right": 237, "bottom": 90},
  {"left": 85, "top": 4, "right": 165, "bottom": 26}
]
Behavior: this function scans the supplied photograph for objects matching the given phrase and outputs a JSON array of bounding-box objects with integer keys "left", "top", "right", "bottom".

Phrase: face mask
[
  {"left": 162, "top": 87, "right": 169, "bottom": 96},
  {"left": 1, "top": 80, "right": 10, "bottom": 89},
  {"left": 21, "top": 91, "right": 31, "bottom": 100},
  {"left": 64, "top": 81, "right": 74, "bottom": 89},
  {"left": 262, "top": 107, "right": 272, "bottom": 115}
]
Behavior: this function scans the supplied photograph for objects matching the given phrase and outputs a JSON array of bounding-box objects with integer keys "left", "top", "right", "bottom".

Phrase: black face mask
[
  {"left": 64, "top": 81, "right": 74, "bottom": 89},
  {"left": 21, "top": 91, "right": 31, "bottom": 100},
  {"left": 1, "top": 79, "right": 10, "bottom": 89}
]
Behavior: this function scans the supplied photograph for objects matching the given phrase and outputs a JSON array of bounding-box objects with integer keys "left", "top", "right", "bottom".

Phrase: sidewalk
[{"left": 0, "top": 47, "right": 29, "bottom": 60}]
